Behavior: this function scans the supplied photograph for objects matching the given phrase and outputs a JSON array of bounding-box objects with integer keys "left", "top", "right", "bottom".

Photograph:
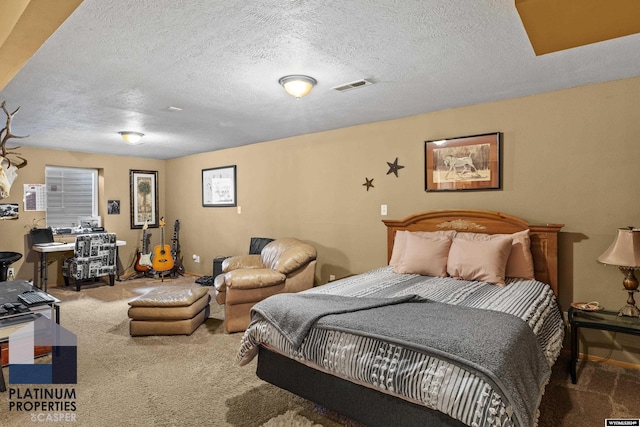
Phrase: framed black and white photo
[
  {"left": 107, "top": 199, "right": 120, "bottom": 215},
  {"left": 202, "top": 165, "right": 237, "bottom": 207}
]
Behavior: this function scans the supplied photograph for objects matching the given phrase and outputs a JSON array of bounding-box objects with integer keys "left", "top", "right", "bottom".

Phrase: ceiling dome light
[
  {"left": 278, "top": 75, "right": 317, "bottom": 99},
  {"left": 118, "top": 131, "right": 144, "bottom": 144}
]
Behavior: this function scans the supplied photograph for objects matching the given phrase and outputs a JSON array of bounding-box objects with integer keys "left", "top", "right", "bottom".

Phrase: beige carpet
[{"left": 1, "top": 275, "right": 638, "bottom": 426}]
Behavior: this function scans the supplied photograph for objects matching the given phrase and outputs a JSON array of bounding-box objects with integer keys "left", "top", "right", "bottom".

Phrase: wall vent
[{"left": 332, "top": 79, "right": 374, "bottom": 93}]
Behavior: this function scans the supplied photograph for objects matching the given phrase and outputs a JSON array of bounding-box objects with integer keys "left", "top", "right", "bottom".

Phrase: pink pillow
[
  {"left": 446, "top": 237, "right": 512, "bottom": 286},
  {"left": 455, "top": 230, "right": 535, "bottom": 279},
  {"left": 389, "top": 230, "right": 456, "bottom": 267},
  {"left": 393, "top": 233, "right": 452, "bottom": 277}
]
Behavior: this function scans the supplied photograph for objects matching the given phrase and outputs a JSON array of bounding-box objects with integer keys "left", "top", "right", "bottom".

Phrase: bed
[{"left": 237, "top": 210, "right": 565, "bottom": 427}]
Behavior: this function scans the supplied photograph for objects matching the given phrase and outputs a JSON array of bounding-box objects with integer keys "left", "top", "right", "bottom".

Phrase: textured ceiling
[{"left": 1, "top": 0, "right": 640, "bottom": 160}]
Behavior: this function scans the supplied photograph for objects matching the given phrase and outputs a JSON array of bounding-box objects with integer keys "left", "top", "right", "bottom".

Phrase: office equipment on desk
[
  {"left": 0, "top": 311, "right": 39, "bottom": 327},
  {"left": 0, "top": 302, "right": 29, "bottom": 316},
  {"left": 18, "top": 291, "right": 56, "bottom": 306},
  {"left": 0, "top": 279, "right": 61, "bottom": 393},
  {"left": 30, "top": 227, "right": 65, "bottom": 247},
  {"left": 0, "top": 311, "right": 46, "bottom": 393},
  {"left": 0, "top": 280, "right": 60, "bottom": 324}
]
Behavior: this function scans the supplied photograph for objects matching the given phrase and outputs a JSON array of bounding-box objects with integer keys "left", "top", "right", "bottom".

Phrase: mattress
[{"left": 238, "top": 267, "right": 565, "bottom": 427}]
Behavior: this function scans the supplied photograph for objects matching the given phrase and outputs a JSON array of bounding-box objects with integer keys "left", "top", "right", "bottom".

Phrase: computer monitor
[{"left": 30, "top": 227, "right": 56, "bottom": 245}]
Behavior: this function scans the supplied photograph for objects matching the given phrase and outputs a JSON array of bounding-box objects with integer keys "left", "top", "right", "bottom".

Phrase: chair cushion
[
  {"left": 128, "top": 286, "right": 209, "bottom": 307},
  {"left": 261, "top": 238, "right": 317, "bottom": 274},
  {"left": 128, "top": 293, "right": 211, "bottom": 320},
  {"left": 222, "top": 254, "right": 264, "bottom": 272},
  {"left": 224, "top": 268, "right": 286, "bottom": 289}
]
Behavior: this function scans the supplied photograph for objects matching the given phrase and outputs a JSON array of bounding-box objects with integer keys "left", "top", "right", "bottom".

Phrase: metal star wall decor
[
  {"left": 363, "top": 177, "right": 374, "bottom": 191},
  {"left": 386, "top": 157, "right": 405, "bottom": 177}
]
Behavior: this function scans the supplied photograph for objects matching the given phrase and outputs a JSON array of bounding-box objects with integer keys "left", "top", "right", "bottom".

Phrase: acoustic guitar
[
  {"left": 152, "top": 217, "right": 174, "bottom": 272},
  {"left": 134, "top": 221, "right": 152, "bottom": 272}
]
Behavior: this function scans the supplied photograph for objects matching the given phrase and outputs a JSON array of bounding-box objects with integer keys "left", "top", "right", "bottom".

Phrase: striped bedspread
[{"left": 238, "top": 267, "right": 565, "bottom": 427}]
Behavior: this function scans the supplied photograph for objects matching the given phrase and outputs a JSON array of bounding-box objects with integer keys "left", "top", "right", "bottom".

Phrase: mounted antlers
[
  {"left": 0, "top": 101, "right": 29, "bottom": 169},
  {"left": 0, "top": 101, "right": 29, "bottom": 199}
]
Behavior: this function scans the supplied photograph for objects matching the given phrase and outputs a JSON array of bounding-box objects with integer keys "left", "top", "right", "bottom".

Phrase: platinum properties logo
[
  {"left": 9, "top": 387, "right": 77, "bottom": 422},
  {"left": 6, "top": 317, "right": 78, "bottom": 422}
]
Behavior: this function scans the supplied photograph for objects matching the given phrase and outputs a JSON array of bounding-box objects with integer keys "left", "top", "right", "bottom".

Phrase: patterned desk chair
[{"left": 63, "top": 233, "right": 117, "bottom": 291}]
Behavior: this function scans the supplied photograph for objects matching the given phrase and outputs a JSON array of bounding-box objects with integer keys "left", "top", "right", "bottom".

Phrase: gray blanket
[
  {"left": 250, "top": 293, "right": 421, "bottom": 348},
  {"left": 251, "top": 293, "right": 550, "bottom": 427}
]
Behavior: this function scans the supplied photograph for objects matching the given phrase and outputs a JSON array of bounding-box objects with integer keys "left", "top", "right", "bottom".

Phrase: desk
[
  {"left": 569, "top": 306, "right": 640, "bottom": 384},
  {"left": 0, "top": 280, "right": 60, "bottom": 392},
  {"left": 33, "top": 240, "right": 126, "bottom": 292}
]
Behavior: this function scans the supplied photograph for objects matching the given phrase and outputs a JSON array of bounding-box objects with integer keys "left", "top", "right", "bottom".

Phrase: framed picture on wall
[
  {"left": 424, "top": 132, "right": 502, "bottom": 192},
  {"left": 107, "top": 200, "right": 120, "bottom": 215},
  {"left": 202, "top": 165, "right": 237, "bottom": 207},
  {"left": 130, "top": 170, "right": 159, "bottom": 228}
]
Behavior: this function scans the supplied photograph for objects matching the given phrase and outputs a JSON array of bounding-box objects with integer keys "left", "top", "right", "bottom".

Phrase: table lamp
[{"left": 597, "top": 227, "right": 640, "bottom": 317}]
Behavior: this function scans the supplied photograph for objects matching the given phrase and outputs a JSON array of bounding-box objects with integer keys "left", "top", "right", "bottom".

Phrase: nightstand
[{"left": 568, "top": 306, "right": 640, "bottom": 383}]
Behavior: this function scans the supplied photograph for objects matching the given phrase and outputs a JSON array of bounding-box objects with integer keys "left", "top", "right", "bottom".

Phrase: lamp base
[
  {"left": 618, "top": 304, "right": 640, "bottom": 317},
  {"left": 618, "top": 302, "right": 640, "bottom": 317},
  {"left": 618, "top": 298, "right": 640, "bottom": 317},
  {"left": 618, "top": 289, "right": 640, "bottom": 317}
]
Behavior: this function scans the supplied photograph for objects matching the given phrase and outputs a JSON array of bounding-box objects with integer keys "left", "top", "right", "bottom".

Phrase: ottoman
[{"left": 128, "top": 286, "right": 210, "bottom": 336}]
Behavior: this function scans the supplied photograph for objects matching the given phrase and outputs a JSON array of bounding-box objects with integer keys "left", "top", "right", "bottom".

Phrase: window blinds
[{"left": 45, "top": 166, "right": 97, "bottom": 228}]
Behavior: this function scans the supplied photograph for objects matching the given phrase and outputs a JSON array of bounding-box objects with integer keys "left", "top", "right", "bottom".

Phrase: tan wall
[
  {"left": 0, "top": 147, "right": 165, "bottom": 284},
  {"left": 167, "top": 76, "right": 640, "bottom": 363},
  {"left": 2, "top": 76, "right": 639, "bottom": 363}
]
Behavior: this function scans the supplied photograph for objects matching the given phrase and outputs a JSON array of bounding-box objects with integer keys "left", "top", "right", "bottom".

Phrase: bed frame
[{"left": 256, "top": 210, "right": 564, "bottom": 427}]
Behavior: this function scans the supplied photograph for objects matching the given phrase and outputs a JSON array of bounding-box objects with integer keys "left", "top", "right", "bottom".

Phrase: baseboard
[{"left": 561, "top": 348, "right": 640, "bottom": 371}]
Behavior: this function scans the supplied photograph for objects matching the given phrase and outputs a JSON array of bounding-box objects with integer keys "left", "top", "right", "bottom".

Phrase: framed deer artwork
[
  {"left": 424, "top": 132, "right": 502, "bottom": 192},
  {"left": 130, "top": 170, "right": 159, "bottom": 229}
]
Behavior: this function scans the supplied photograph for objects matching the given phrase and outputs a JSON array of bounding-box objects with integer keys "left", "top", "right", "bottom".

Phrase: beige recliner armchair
[{"left": 214, "top": 238, "right": 317, "bottom": 333}]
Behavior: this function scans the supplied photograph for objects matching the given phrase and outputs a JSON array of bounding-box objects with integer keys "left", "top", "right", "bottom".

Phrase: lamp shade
[
  {"left": 597, "top": 228, "right": 640, "bottom": 269},
  {"left": 279, "top": 75, "right": 317, "bottom": 99}
]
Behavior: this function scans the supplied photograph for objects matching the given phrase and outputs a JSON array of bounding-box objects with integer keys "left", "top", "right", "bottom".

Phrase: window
[{"left": 45, "top": 166, "right": 98, "bottom": 229}]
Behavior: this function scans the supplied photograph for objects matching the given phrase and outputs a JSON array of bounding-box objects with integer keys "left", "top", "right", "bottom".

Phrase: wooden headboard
[{"left": 382, "top": 210, "right": 564, "bottom": 295}]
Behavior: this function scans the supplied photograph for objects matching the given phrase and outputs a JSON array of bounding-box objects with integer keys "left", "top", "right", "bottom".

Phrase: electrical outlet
[
  {"left": 237, "top": 206, "right": 242, "bottom": 214},
  {"left": 329, "top": 274, "right": 336, "bottom": 281},
  {"left": 7, "top": 267, "right": 14, "bottom": 278},
  {"left": 381, "top": 204, "right": 388, "bottom": 216},
  {"left": 192, "top": 254, "right": 200, "bottom": 263}
]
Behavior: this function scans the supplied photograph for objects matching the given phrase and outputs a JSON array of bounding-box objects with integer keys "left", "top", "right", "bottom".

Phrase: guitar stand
[
  {"left": 169, "top": 268, "right": 184, "bottom": 279},
  {"left": 154, "top": 271, "right": 172, "bottom": 283}
]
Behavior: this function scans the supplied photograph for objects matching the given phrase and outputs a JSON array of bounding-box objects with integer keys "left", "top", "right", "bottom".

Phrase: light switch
[{"left": 381, "top": 204, "right": 388, "bottom": 216}]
